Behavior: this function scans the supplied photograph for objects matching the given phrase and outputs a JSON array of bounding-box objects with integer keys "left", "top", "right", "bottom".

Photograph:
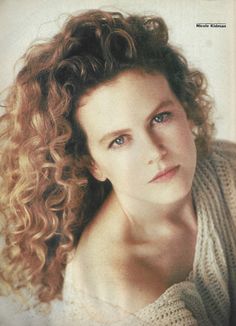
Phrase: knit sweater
[{"left": 0, "top": 140, "right": 236, "bottom": 326}]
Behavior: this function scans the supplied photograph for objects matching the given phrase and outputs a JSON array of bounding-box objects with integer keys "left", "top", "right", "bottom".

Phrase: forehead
[
  {"left": 77, "top": 70, "right": 174, "bottom": 109},
  {"left": 76, "top": 70, "right": 177, "bottom": 137}
]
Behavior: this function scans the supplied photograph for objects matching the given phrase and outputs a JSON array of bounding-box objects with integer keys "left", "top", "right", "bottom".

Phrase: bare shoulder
[{"left": 68, "top": 191, "right": 196, "bottom": 313}]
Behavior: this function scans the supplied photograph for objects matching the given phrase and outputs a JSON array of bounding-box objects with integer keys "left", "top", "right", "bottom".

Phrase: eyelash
[
  {"left": 151, "top": 111, "right": 172, "bottom": 125},
  {"left": 109, "top": 135, "right": 127, "bottom": 149},
  {"left": 108, "top": 111, "right": 172, "bottom": 149}
]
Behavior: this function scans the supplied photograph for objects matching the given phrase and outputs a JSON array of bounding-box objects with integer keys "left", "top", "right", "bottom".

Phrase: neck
[{"left": 109, "top": 190, "right": 197, "bottom": 241}]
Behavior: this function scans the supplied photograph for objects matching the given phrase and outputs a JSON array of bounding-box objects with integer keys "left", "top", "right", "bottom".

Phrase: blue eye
[
  {"left": 109, "top": 136, "right": 125, "bottom": 148},
  {"left": 152, "top": 112, "right": 172, "bottom": 124},
  {"left": 114, "top": 136, "right": 125, "bottom": 145}
]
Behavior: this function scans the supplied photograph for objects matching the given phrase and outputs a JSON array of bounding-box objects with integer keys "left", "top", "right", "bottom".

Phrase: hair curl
[{"left": 0, "top": 9, "right": 214, "bottom": 304}]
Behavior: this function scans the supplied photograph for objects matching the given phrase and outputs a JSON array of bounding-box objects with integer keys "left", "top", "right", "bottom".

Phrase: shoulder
[
  {"left": 195, "top": 139, "right": 236, "bottom": 225},
  {"left": 196, "top": 139, "right": 236, "bottom": 185},
  {"left": 211, "top": 139, "right": 236, "bottom": 162},
  {"left": 204, "top": 140, "right": 236, "bottom": 226},
  {"left": 209, "top": 139, "right": 236, "bottom": 184},
  {"left": 200, "top": 139, "right": 236, "bottom": 180}
]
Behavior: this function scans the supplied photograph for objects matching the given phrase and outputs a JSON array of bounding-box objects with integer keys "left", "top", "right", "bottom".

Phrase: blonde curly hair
[{"left": 0, "top": 9, "right": 214, "bottom": 304}]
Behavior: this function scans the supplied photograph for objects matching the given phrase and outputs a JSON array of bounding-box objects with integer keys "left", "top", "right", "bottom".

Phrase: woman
[{"left": 0, "top": 9, "right": 236, "bottom": 326}]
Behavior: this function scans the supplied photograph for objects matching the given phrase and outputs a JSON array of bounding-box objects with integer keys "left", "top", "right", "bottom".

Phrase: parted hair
[{"left": 0, "top": 9, "right": 214, "bottom": 303}]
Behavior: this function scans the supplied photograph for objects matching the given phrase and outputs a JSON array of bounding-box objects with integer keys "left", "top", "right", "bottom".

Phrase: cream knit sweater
[{"left": 0, "top": 140, "right": 236, "bottom": 326}]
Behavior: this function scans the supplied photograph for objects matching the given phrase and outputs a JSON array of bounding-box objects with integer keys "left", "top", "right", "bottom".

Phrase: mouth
[{"left": 148, "top": 165, "right": 180, "bottom": 183}]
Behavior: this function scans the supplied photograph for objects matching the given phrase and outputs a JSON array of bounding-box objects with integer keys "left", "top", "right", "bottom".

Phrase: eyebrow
[
  {"left": 145, "top": 99, "right": 174, "bottom": 122},
  {"left": 99, "top": 99, "right": 174, "bottom": 145},
  {"left": 99, "top": 128, "right": 132, "bottom": 145}
]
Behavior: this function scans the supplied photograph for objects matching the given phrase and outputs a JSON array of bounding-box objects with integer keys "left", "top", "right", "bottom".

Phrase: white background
[{"left": 0, "top": 0, "right": 235, "bottom": 141}]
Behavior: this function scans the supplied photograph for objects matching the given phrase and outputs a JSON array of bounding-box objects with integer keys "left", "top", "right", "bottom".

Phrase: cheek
[
  {"left": 180, "top": 129, "right": 197, "bottom": 169},
  {"left": 164, "top": 120, "right": 196, "bottom": 163},
  {"left": 104, "top": 156, "right": 135, "bottom": 179},
  {"left": 95, "top": 151, "right": 140, "bottom": 188},
  {"left": 175, "top": 119, "right": 195, "bottom": 146}
]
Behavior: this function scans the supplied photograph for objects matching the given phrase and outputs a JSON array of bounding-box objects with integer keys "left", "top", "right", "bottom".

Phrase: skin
[{"left": 71, "top": 69, "right": 198, "bottom": 313}]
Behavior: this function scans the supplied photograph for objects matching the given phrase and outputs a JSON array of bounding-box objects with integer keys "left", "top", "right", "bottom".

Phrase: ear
[
  {"left": 188, "top": 119, "right": 195, "bottom": 129},
  {"left": 188, "top": 119, "right": 196, "bottom": 131},
  {"left": 89, "top": 161, "right": 107, "bottom": 182},
  {"left": 188, "top": 120, "right": 198, "bottom": 139}
]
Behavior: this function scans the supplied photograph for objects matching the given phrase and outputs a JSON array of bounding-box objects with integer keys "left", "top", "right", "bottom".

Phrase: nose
[
  {"left": 147, "top": 144, "right": 167, "bottom": 165},
  {"left": 143, "top": 134, "right": 167, "bottom": 165}
]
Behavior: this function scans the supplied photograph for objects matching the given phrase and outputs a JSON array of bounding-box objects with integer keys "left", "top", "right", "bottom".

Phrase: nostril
[{"left": 147, "top": 144, "right": 167, "bottom": 165}]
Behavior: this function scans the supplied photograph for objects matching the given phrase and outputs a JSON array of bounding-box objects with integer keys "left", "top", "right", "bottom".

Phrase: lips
[{"left": 149, "top": 165, "right": 180, "bottom": 183}]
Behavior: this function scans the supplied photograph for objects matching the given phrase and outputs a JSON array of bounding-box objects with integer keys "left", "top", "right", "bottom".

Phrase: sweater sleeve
[
  {"left": 212, "top": 140, "right": 236, "bottom": 185},
  {"left": 211, "top": 140, "right": 236, "bottom": 325},
  {"left": 212, "top": 140, "right": 236, "bottom": 224},
  {"left": 132, "top": 281, "right": 213, "bottom": 326}
]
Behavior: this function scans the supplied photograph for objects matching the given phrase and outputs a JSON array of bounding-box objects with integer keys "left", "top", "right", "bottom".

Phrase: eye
[
  {"left": 151, "top": 111, "right": 172, "bottom": 125},
  {"left": 109, "top": 135, "right": 126, "bottom": 149}
]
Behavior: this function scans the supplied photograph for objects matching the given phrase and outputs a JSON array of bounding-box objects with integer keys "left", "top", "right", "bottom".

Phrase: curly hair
[{"left": 0, "top": 9, "right": 214, "bottom": 304}]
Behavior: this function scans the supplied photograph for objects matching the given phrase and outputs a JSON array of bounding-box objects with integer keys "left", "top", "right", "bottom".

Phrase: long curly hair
[{"left": 0, "top": 9, "right": 214, "bottom": 304}]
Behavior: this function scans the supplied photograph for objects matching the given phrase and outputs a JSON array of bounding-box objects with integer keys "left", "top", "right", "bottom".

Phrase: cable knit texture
[{"left": 0, "top": 140, "right": 236, "bottom": 326}]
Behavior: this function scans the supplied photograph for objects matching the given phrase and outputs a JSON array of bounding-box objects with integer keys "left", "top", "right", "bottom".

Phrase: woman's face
[{"left": 76, "top": 70, "right": 197, "bottom": 206}]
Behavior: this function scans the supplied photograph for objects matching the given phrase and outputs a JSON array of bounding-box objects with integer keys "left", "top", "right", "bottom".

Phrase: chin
[{"left": 147, "top": 181, "right": 193, "bottom": 206}]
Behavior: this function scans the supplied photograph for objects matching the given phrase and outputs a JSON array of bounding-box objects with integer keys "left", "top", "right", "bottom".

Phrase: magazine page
[{"left": 0, "top": 1, "right": 236, "bottom": 325}]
